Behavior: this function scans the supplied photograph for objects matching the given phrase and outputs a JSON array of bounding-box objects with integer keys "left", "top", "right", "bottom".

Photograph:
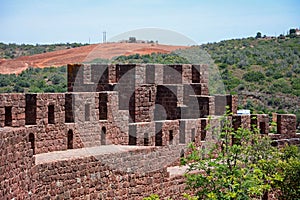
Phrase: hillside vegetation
[
  {"left": 202, "top": 37, "right": 300, "bottom": 96},
  {"left": 0, "top": 42, "right": 88, "bottom": 59},
  {"left": 113, "top": 53, "right": 190, "bottom": 64},
  {"left": 0, "top": 67, "right": 66, "bottom": 93},
  {"left": 201, "top": 37, "right": 300, "bottom": 119},
  {"left": 0, "top": 36, "right": 299, "bottom": 126},
  {"left": 113, "top": 37, "right": 300, "bottom": 119}
]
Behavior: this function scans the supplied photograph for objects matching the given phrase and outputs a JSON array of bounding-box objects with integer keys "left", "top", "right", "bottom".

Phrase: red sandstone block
[
  {"left": 17, "top": 113, "right": 25, "bottom": 120},
  {"left": 11, "top": 94, "right": 19, "bottom": 101},
  {"left": 277, "top": 114, "right": 296, "bottom": 135}
]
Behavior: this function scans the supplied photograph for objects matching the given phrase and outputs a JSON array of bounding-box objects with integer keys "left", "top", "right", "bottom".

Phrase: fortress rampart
[{"left": 0, "top": 64, "right": 298, "bottom": 199}]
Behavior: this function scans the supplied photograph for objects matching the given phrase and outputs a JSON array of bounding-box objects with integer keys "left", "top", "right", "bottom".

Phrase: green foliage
[
  {"left": 270, "top": 78, "right": 292, "bottom": 94},
  {"left": 201, "top": 36, "right": 300, "bottom": 116},
  {"left": 143, "top": 194, "right": 160, "bottom": 200},
  {"left": 273, "top": 145, "right": 300, "bottom": 199},
  {"left": 182, "top": 193, "right": 198, "bottom": 200},
  {"left": 288, "top": 29, "right": 298, "bottom": 38},
  {"left": 291, "top": 78, "right": 300, "bottom": 90},
  {"left": 291, "top": 78, "right": 300, "bottom": 96},
  {"left": 270, "top": 121, "right": 277, "bottom": 134},
  {"left": 181, "top": 110, "right": 300, "bottom": 199},
  {"left": 113, "top": 53, "right": 190, "bottom": 64},
  {"left": 221, "top": 69, "right": 243, "bottom": 91},
  {"left": 0, "top": 74, "right": 12, "bottom": 87},
  {"left": 242, "top": 71, "right": 265, "bottom": 82},
  {"left": 255, "top": 32, "right": 262, "bottom": 39},
  {"left": 0, "top": 42, "right": 89, "bottom": 59},
  {"left": 0, "top": 66, "right": 67, "bottom": 93},
  {"left": 49, "top": 74, "right": 65, "bottom": 85}
]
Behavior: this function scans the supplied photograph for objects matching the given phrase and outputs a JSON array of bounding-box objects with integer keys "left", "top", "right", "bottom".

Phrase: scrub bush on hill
[{"left": 0, "top": 66, "right": 67, "bottom": 93}]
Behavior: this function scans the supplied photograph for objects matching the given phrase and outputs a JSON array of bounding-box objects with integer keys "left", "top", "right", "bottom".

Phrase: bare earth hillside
[{"left": 0, "top": 43, "right": 188, "bottom": 74}]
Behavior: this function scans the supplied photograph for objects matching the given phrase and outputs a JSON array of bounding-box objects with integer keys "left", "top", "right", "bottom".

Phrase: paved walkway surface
[
  {"left": 35, "top": 145, "right": 153, "bottom": 165},
  {"left": 35, "top": 145, "right": 189, "bottom": 177},
  {"left": 167, "top": 165, "right": 188, "bottom": 177}
]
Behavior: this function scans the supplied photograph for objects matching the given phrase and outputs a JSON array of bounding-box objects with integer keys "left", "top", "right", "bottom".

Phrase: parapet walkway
[
  {"left": 35, "top": 144, "right": 188, "bottom": 175},
  {"left": 35, "top": 145, "right": 153, "bottom": 165}
]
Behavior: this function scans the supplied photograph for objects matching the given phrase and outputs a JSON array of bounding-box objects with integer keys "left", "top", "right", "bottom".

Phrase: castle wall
[
  {"left": 0, "top": 93, "right": 69, "bottom": 154},
  {"left": 0, "top": 91, "right": 132, "bottom": 154},
  {"left": 189, "top": 95, "right": 215, "bottom": 118},
  {"left": 0, "top": 128, "right": 35, "bottom": 199},
  {"left": 154, "top": 85, "right": 180, "bottom": 121},
  {"left": 0, "top": 127, "right": 191, "bottom": 199},
  {"left": 132, "top": 84, "right": 156, "bottom": 123},
  {"left": 179, "top": 119, "right": 199, "bottom": 145},
  {"left": 215, "top": 95, "right": 238, "bottom": 115},
  {"left": 250, "top": 114, "right": 270, "bottom": 134},
  {"left": 128, "top": 122, "right": 155, "bottom": 146},
  {"left": 192, "top": 64, "right": 209, "bottom": 95},
  {"left": 31, "top": 147, "right": 191, "bottom": 200},
  {"left": 0, "top": 94, "right": 26, "bottom": 127},
  {"left": 0, "top": 63, "right": 299, "bottom": 199},
  {"left": 155, "top": 120, "right": 180, "bottom": 146},
  {"left": 67, "top": 63, "right": 209, "bottom": 91},
  {"left": 232, "top": 114, "right": 251, "bottom": 130},
  {"left": 35, "top": 93, "right": 67, "bottom": 153},
  {"left": 0, "top": 106, "right": 298, "bottom": 199},
  {"left": 277, "top": 114, "right": 297, "bottom": 135}
]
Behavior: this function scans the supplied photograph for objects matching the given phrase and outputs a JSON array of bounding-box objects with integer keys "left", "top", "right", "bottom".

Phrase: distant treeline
[{"left": 0, "top": 42, "right": 89, "bottom": 59}]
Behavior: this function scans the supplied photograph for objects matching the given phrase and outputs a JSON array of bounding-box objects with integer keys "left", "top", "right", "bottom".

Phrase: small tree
[
  {"left": 256, "top": 32, "right": 262, "bottom": 39},
  {"left": 273, "top": 145, "right": 300, "bottom": 199},
  {"left": 289, "top": 29, "right": 296, "bottom": 37},
  {"left": 181, "top": 109, "right": 300, "bottom": 199}
]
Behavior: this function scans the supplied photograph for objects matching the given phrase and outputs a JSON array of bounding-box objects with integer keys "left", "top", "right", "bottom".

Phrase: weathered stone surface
[
  {"left": 250, "top": 114, "right": 269, "bottom": 134},
  {"left": 0, "top": 64, "right": 297, "bottom": 199},
  {"left": 277, "top": 114, "right": 297, "bottom": 135}
]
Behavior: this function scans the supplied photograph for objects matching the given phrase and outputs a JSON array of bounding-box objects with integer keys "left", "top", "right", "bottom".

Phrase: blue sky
[{"left": 0, "top": 0, "right": 299, "bottom": 45}]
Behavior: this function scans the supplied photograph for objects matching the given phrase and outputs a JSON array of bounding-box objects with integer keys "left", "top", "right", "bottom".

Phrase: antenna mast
[{"left": 103, "top": 31, "right": 106, "bottom": 43}]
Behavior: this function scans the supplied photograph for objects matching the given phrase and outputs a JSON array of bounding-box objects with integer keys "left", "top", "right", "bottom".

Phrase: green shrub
[
  {"left": 270, "top": 78, "right": 292, "bottom": 94},
  {"left": 182, "top": 109, "right": 300, "bottom": 199},
  {"left": 243, "top": 71, "right": 265, "bottom": 82},
  {"left": 143, "top": 194, "right": 160, "bottom": 200},
  {"left": 291, "top": 78, "right": 300, "bottom": 90},
  {"left": 273, "top": 146, "right": 300, "bottom": 199}
]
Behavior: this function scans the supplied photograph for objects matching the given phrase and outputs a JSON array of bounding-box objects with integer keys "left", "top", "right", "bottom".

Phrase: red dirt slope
[{"left": 0, "top": 43, "right": 188, "bottom": 74}]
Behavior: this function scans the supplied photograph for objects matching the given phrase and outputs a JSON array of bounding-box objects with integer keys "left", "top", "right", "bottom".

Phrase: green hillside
[
  {"left": 202, "top": 37, "right": 300, "bottom": 96},
  {"left": 112, "top": 37, "right": 300, "bottom": 119},
  {"left": 0, "top": 42, "right": 88, "bottom": 59},
  {"left": 201, "top": 37, "right": 300, "bottom": 118},
  {"left": 0, "top": 66, "right": 67, "bottom": 93}
]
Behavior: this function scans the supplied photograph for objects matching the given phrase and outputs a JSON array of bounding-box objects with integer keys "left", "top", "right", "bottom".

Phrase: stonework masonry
[{"left": 0, "top": 64, "right": 298, "bottom": 199}]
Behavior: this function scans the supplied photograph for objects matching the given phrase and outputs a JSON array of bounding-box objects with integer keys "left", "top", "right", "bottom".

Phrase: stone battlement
[{"left": 0, "top": 64, "right": 298, "bottom": 199}]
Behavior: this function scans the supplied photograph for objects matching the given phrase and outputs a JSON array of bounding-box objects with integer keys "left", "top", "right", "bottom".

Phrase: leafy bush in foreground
[{"left": 181, "top": 110, "right": 300, "bottom": 199}]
